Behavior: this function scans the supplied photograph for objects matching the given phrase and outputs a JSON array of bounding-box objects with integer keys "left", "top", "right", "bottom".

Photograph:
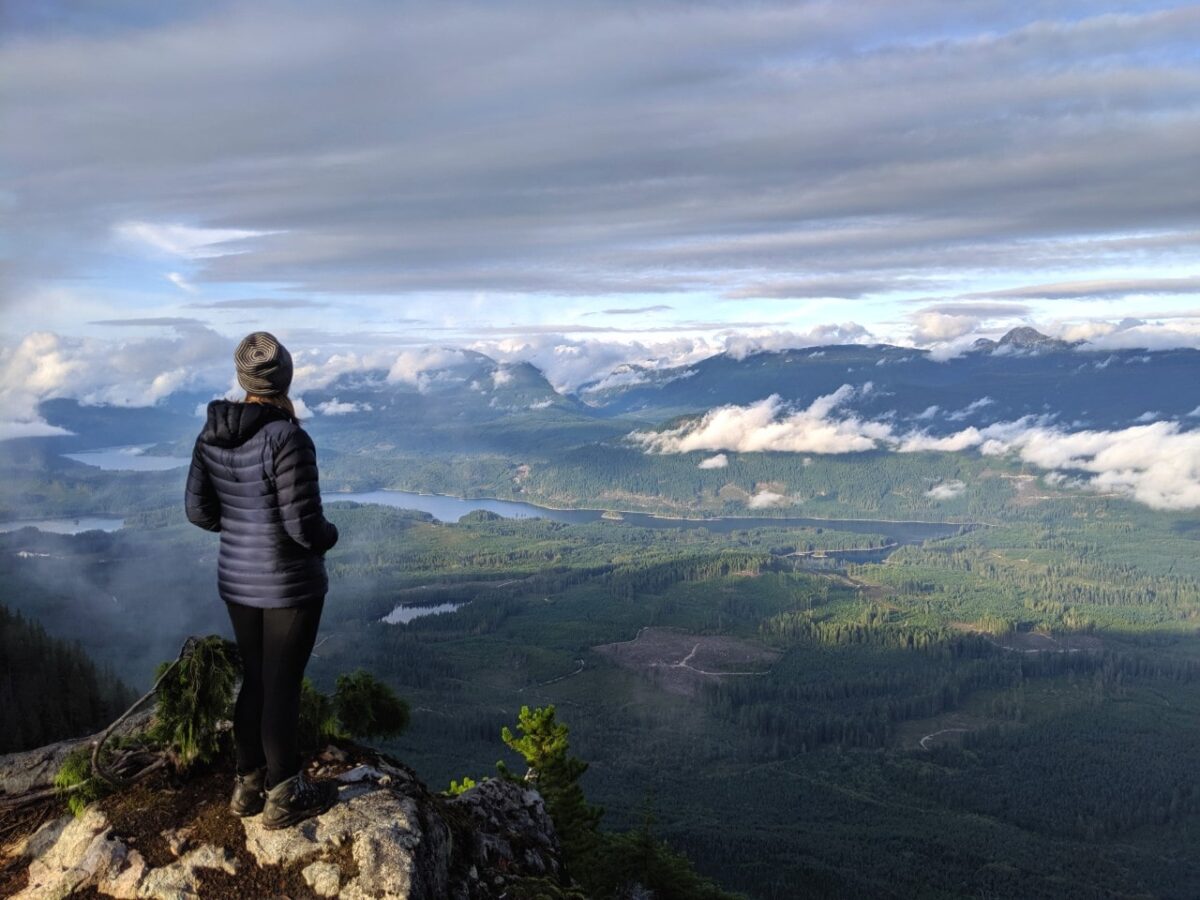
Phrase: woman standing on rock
[{"left": 185, "top": 331, "right": 340, "bottom": 829}]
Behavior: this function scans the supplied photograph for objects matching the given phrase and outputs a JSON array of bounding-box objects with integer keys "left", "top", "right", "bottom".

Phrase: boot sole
[{"left": 261, "top": 794, "right": 337, "bottom": 830}]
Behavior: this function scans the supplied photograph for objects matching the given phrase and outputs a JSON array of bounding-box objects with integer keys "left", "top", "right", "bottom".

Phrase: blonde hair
[{"left": 245, "top": 392, "right": 300, "bottom": 422}]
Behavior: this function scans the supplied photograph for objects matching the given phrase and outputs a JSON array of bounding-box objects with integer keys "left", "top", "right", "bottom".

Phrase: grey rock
[
  {"left": 303, "top": 860, "right": 343, "bottom": 897},
  {"left": 242, "top": 780, "right": 448, "bottom": 899},
  {"left": 12, "top": 808, "right": 127, "bottom": 900},
  {"left": 0, "top": 709, "right": 154, "bottom": 797},
  {"left": 9, "top": 806, "right": 238, "bottom": 900},
  {"left": 134, "top": 843, "right": 238, "bottom": 899},
  {"left": 3, "top": 741, "right": 569, "bottom": 900}
]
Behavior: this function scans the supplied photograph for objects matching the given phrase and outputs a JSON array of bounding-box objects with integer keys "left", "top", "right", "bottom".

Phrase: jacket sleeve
[
  {"left": 184, "top": 440, "right": 222, "bottom": 532},
  {"left": 274, "top": 426, "right": 339, "bottom": 554}
]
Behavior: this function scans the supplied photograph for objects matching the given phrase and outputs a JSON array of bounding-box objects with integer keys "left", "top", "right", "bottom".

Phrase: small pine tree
[
  {"left": 495, "top": 708, "right": 744, "bottom": 900},
  {"left": 498, "top": 705, "right": 604, "bottom": 881}
]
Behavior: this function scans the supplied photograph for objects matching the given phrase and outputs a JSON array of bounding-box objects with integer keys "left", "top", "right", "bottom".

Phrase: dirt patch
[
  {"left": 0, "top": 850, "right": 31, "bottom": 897},
  {"left": 593, "top": 626, "right": 781, "bottom": 697}
]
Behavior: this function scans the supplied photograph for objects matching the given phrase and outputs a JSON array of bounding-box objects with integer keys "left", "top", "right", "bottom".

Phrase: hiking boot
[
  {"left": 261, "top": 770, "right": 338, "bottom": 830},
  {"left": 230, "top": 765, "right": 267, "bottom": 817}
]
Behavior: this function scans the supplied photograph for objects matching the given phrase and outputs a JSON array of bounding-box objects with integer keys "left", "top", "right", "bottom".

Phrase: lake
[
  {"left": 0, "top": 517, "right": 125, "bottom": 534},
  {"left": 62, "top": 445, "right": 189, "bottom": 471},
  {"left": 329, "top": 490, "right": 969, "bottom": 544},
  {"left": 380, "top": 601, "right": 468, "bottom": 624}
]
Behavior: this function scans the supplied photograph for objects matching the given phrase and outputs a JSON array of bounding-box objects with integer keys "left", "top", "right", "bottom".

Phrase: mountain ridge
[{"left": 21, "top": 327, "right": 1200, "bottom": 456}]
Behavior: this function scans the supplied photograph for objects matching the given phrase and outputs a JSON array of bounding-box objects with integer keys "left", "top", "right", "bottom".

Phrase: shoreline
[{"left": 327, "top": 487, "right": 982, "bottom": 529}]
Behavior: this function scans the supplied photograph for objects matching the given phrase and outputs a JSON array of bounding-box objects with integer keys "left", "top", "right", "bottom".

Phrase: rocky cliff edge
[{"left": 0, "top": 726, "right": 568, "bottom": 900}]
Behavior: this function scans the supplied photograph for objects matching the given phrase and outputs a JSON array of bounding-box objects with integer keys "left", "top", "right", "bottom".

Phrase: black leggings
[{"left": 224, "top": 598, "right": 324, "bottom": 788}]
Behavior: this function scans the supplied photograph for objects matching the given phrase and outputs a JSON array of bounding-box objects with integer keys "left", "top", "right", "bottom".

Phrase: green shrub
[
  {"left": 53, "top": 746, "right": 109, "bottom": 817},
  {"left": 146, "top": 636, "right": 238, "bottom": 771},
  {"left": 334, "top": 669, "right": 410, "bottom": 740},
  {"left": 298, "top": 677, "right": 349, "bottom": 750},
  {"left": 446, "top": 775, "right": 478, "bottom": 796},
  {"left": 298, "top": 670, "right": 409, "bottom": 749}
]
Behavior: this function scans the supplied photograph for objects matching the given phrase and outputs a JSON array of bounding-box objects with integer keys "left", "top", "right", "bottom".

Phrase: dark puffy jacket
[{"left": 185, "top": 400, "right": 338, "bottom": 609}]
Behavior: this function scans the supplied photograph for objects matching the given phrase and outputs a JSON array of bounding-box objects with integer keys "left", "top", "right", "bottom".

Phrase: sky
[{"left": 1, "top": 0, "right": 1199, "bottom": 419}]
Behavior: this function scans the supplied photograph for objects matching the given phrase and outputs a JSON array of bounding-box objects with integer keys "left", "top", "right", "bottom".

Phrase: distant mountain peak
[
  {"left": 1000, "top": 326, "right": 1054, "bottom": 346},
  {"left": 973, "top": 327, "right": 1073, "bottom": 353}
]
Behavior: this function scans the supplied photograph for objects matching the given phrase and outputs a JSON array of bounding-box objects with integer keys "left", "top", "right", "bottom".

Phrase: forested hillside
[
  {"left": 4, "top": 495, "right": 1198, "bottom": 897},
  {"left": 0, "top": 602, "right": 135, "bottom": 753}
]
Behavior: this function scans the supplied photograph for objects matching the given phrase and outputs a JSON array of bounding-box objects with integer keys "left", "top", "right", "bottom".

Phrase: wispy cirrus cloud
[
  {"left": 961, "top": 276, "right": 1200, "bottom": 302},
  {"left": 3, "top": 1, "right": 1197, "bottom": 306},
  {"left": 589, "top": 305, "right": 674, "bottom": 316},
  {"left": 184, "top": 298, "right": 333, "bottom": 310},
  {"left": 113, "top": 221, "right": 275, "bottom": 259}
]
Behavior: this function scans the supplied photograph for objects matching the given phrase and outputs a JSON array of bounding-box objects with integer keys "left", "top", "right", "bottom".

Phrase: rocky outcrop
[
  {"left": 0, "top": 741, "right": 569, "bottom": 899},
  {"left": 0, "top": 709, "right": 154, "bottom": 798}
]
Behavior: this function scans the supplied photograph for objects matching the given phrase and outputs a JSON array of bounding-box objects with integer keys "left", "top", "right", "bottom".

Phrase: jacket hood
[{"left": 200, "top": 399, "right": 293, "bottom": 448}]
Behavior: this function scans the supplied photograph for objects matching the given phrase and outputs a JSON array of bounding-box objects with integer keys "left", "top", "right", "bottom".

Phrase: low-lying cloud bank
[
  {"left": 629, "top": 386, "right": 1200, "bottom": 510},
  {"left": 2, "top": 318, "right": 1197, "bottom": 443}
]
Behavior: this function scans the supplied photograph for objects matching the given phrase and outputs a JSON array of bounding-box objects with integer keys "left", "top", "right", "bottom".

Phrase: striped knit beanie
[{"left": 234, "top": 332, "right": 293, "bottom": 396}]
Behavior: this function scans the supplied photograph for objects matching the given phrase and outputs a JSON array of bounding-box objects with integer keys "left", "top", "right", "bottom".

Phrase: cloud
[
  {"left": 89, "top": 317, "right": 208, "bottom": 327},
  {"left": 724, "top": 276, "right": 925, "bottom": 301},
  {"left": 698, "top": 453, "right": 728, "bottom": 469},
  {"left": 962, "top": 276, "right": 1200, "bottom": 301},
  {"left": 166, "top": 272, "right": 198, "bottom": 293},
  {"left": 0, "top": 324, "right": 232, "bottom": 429},
  {"left": 926, "top": 480, "right": 966, "bottom": 500},
  {"left": 947, "top": 397, "right": 994, "bottom": 421},
  {"left": 594, "top": 305, "right": 674, "bottom": 315},
  {"left": 1053, "top": 318, "right": 1200, "bottom": 352},
  {"left": 114, "top": 221, "right": 274, "bottom": 259},
  {"left": 721, "top": 324, "right": 872, "bottom": 360},
  {"left": 631, "top": 390, "right": 1200, "bottom": 509},
  {"left": 630, "top": 385, "right": 892, "bottom": 455},
  {"left": 906, "top": 301, "right": 1033, "bottom": 317},
  {"left": 314, "top": 398, "right": 372, "bottom": 415},
  {"left": 911, "top": 312, "right": 981, "bottom": 343},
  {"left": 982, "top": 421, "right": 1200, "bottom": 510},
  {"left": 5, "top": 3, "right": 1198, "bottom": 299},
  {"left": 918, "top": 420, "right": 1200, "bottom": 510},
  {"left": 386, "top": 347, "right": 473, "bottom": 388},
  {"left": 185, "top": 298, "right": 333, "bottom": 310},
  {"left": 0, "top": 419, "right": 75, "bottom": 442},
  {"left": 748, "top": 490, "right": 791, "bottom": 509}
]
